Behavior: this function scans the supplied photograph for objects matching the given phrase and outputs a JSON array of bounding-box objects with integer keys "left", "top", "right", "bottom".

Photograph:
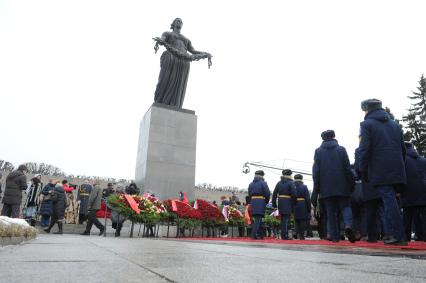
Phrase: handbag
[{"left": 40, "top": 193, "right": 52, "bottom": 202}]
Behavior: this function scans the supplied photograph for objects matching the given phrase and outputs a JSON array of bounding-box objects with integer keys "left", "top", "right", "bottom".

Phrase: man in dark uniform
[
  {"left": 77, "top": 179, "right": 92, "bottom": 224},
  {"left": 358, "top": 99, "right": 407, "bottom": 245},
  {"left": 313, "top": 130, "right": 356, "bottom": 243},
  {"left": 293, "top": 174, "right": 311, "bottom": 240},
  {"left": 248, "top": 170, "right": 270, "bottom": 240},
  {"left": 401, "top": 142, "right": 426, "bottom": 241},
  {"left": 272, "top": 169, "right": 296, "bottom": 240}
]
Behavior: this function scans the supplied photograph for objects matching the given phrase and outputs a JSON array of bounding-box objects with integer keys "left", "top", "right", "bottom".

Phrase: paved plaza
[{"left": 1, "top": 234, "right": 426, "bottom": 283}]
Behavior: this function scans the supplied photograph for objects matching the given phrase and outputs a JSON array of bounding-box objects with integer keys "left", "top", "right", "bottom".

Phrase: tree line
[
  {"left": 0, "top": 161, "right": 131, "bottom": 184},
  {"left": 195, "top": 183, "right": 246, "bottom": 193}
]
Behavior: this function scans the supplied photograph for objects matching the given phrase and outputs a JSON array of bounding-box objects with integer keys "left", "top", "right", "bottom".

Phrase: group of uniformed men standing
[{"left": 248, "top": 99, "right": 426, "bottom": 245}]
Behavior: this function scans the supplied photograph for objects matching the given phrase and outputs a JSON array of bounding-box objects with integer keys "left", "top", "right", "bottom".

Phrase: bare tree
[
  {"left": 23, "top": 162, "right": 66, "bottom": 176},
  {"left": 0, "top": 160, "right": 15, "bottom": 172}
]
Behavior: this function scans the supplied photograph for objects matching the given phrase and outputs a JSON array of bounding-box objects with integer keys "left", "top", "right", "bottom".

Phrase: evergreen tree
[{"left": 403, "top": 75, "right": 426, "bottom": 155}]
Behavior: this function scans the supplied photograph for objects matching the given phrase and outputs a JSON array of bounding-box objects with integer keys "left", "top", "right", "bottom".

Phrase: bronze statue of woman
[{"left": 153, "top": 18, "right": 211, "bottom": 109}]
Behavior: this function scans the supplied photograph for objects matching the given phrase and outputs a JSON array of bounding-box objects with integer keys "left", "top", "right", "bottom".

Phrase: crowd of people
[
  {"left": 1, "top": 99, "right": 424, "bottom": 244},
  {"left": 248, "top": 99, "right": 426, "bottom": 245},
  {"left": 0, "top": 169, "right": 142, "bottom": 236}
]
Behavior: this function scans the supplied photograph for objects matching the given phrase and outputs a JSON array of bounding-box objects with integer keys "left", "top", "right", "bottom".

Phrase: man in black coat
[
  {"left": 401, "top": 142, "right": 426, "bottom": 241},
  {"left": 313, "top": 130, "right": 356, "bottom": 243},
  {"left": 1, "top": 165, "right": 27, "bottom": 218},
  {"left": 248, "top": 170, "right": 270, "bottom": 240},
  {"left": 358, "top": 99, "right": 407, "bottom": 245},
  {"left": 125, "top": 182, "right": 140, "bottom": 195},
  {"left": 272, "top": 169, "right": 296, "bottom": 240},
  {"left": 102, "top": 183, "right": 114, "bottom": 198}
]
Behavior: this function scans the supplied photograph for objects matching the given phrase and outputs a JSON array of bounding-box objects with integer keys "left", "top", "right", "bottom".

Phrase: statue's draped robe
[{"left": 154, "top": 32, "right": 192, "bottom": 108}]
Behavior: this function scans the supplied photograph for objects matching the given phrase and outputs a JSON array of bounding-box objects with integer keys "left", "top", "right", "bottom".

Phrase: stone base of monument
[{"left": 135, "top": 103, "right": 197, "bottom": 200}]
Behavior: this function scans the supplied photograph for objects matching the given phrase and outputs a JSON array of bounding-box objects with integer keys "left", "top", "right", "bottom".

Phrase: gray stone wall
[{"left": 135, "top": 104, "right": 197, "bottom": 200}]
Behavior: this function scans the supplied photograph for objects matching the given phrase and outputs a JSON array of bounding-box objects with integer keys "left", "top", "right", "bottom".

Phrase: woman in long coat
[
  {"left": 39, "top": 180, "right": 55, "bottom": 227},
  {"left": 23, "top": 174, "right": 43, "bottom": 226},
  {"left": 44, "top": 183, "right": 66, "bottom": 234}
]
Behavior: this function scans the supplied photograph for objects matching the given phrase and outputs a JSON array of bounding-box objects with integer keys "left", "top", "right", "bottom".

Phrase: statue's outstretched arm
[
  {"left": 154, "top": 33, "right": 168, "bottom": 54},
  {"left": 187, "top": 41, "right": 210, "bottom": 57},
  {"left": 187, "top": 41, "right": 212, "bottom": 68},
  {"left": 153, "top": 36, "right": 212, "bottom": 68}
]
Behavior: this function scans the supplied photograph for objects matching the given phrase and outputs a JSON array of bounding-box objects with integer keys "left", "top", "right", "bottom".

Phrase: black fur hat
[
  {"left": 282, "top": 169, "right": 292, "bottom": 176},
  {"left": 321, "top": 130, "right": 336, "bottom": 141},
  {"left": 294, "top": 174, "right": 303, "bottom": 180},
  {"left": 255, "top": 170, "right": 265, "bottom": 176},
  {"left": 17, "top": 164, "right": 27, "bottom": 172},
  {"left": 361, "top": 99, "right": 382, "bottom": 112}
]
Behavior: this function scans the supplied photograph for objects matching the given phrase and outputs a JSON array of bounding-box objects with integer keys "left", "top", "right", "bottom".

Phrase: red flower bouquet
[{"left": 193, "top": 199, "right": 225, "bottom": 227}]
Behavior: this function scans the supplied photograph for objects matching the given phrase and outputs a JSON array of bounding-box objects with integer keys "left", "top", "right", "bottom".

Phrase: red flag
[
  {"left": 171, "top": 200, "right": 178, "bottom": 212},
  {"left": 125, "top": 194, "right": 141, "bottom": 214},
  {"left": 244, "top": 204, "right": 252, "bottom": 225}
]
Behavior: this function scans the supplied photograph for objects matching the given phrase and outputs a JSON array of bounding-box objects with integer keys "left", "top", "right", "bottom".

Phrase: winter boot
[
  {"left": 53, "top": 222, "right": 63, "bottom": 234},
  {"left": 115, "top": 223, "right": 122, "bottom": 237},
  {"left": 44, "top": 221, "right": 55, "bottom": 233}
]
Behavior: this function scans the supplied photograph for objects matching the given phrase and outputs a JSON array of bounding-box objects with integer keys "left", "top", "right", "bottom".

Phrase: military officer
[
  {"left": 358, "top": 99, "right": 407, "bottom": 245},
  {"left": 248, "top": 170, "right": 270, "bottom": 240},
  {"left": 313, "top": 130, "right": 356, "bottom": 243},
  {"left": 401, "top": 142, "right": 426, "bottom": 241},
  {"left": 293, "top": 174, "right": 311, "bottom": 240},
  {"left": 77, "top": 179, "right": 92, "bottom": 224},
  {"left": 272, "top": 169, "right": 296, "bottom": 240}
]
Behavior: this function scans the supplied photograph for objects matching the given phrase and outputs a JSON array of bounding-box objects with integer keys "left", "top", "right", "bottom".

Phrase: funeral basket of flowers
[
  {"left": 263, "top": 213, "right": 281, "bottom": 229},
  {"left": 194, "top": 199, "right": 226, "bottom": 228},
  {"left": 163, "top": 199, "right": 202, "bottom": 230},
  {"left": 107, "top": 194, "right": 167, "bottom": 224},
  {"left": 227, "top": 205, "right": 245, "bottom": 227}
]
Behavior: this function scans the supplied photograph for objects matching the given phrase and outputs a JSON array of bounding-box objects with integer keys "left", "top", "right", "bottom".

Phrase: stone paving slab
[{"left": 1, "top": 234, "right": 425, "bottom": 283}]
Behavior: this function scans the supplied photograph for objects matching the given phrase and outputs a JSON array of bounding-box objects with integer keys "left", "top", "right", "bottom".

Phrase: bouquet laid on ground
[
  {"left": 107, "top": 194, "right": 167, "bottom": 224},
  {"left": 194, "top": 199, "right": 225, "bottom": 227},
  {"left": 163, "top": 199, "right": 202, "bottom": 230}
]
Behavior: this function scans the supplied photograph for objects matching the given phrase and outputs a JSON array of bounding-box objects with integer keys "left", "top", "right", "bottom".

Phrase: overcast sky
[{"left": 1, "top": 1, "right": 425, "bottom": 188}]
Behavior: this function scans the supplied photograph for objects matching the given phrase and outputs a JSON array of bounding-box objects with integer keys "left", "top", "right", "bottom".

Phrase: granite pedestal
[{"left": 135, "top": 103, "right": 196, "bottom": 200}]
